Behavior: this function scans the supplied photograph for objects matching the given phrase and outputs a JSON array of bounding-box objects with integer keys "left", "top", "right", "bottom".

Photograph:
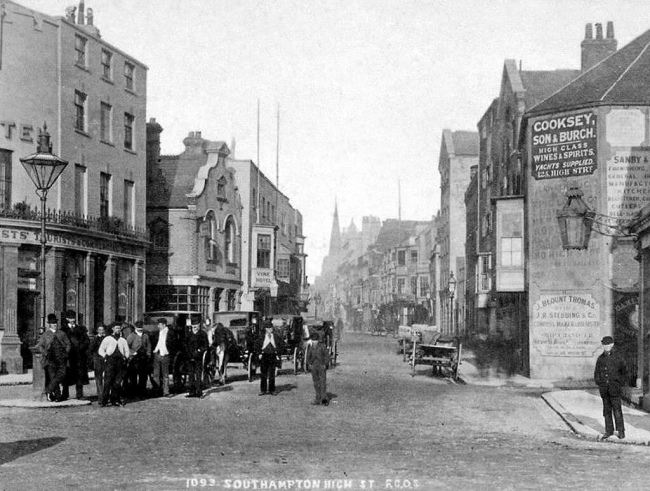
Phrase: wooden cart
[{"left": 410, "top": 336, "right": 462, "bottom": 380}]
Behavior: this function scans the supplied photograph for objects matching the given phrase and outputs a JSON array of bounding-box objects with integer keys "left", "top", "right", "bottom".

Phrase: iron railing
[{"left": 0, "top": 203, "right": 149, "bottom": 242}]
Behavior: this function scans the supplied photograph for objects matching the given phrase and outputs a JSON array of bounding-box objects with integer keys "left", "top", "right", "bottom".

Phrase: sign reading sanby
[{"left": 531, "top": 111, "right": 597, "bottom": 180}]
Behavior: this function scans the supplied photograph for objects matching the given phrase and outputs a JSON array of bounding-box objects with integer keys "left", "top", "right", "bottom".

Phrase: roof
[
  {"left": 519, "top": 70, "right": 580, "bottom": 108},
  {"left": 450, "top": 131, "right": 479, "bottom": 156},
  {"left": 373, "top": 219, "right": 432, "bottom": 252},
  {"left": 529, "top": 28, "right": 650, "bottom": 115}
]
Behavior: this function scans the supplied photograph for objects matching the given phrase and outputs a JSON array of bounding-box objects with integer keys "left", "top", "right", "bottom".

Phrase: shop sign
[
  {"left": 17, "top": 277, "right": 36, "bottom": 290},
  {"left": 531, "top": 111, "right": 597, "bottom": 180},
  {"left": 531, "top": 293, "right": 600, "bottom": 357},
  {"left": 252, "top": 268, "right": 275, "bottom": 288}
]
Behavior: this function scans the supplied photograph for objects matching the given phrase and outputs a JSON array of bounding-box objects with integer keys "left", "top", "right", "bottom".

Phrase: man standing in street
[
  {"left": 89, "top": 324, "right": 107, "bottom": 402},
  {"left": 37, "top": 313, "right": 71, "bottom": 402},
  {"left": 306, "top": 331, "right": 329, "bottom": 406},
  {"left": 185, "top": 320, "right": 208, "bottom": 398},
  {"left": 151, "top": 318, "right": 174, "bottom": 398},
  {"left": 256, "top": 320, "right": 284, "bottom": 396},
  {"left": 65, "top": 310, "right": 90, "bottom": 400},
  {"left": 126, "top": 320, "right": 152, "bottom": 399},
  {"left": 594, "top": 335, "right": 627, "bottom": 440},
  {"left": 98, "top": 322, "right": 130, "bottom": 407}
]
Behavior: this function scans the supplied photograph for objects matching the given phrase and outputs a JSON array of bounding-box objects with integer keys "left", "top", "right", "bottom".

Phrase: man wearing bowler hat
[
  {"left": 594, "top": 335, "right": 627, "bottom": 439},
  {"left": 256, "top": 320, "right": 284, "bottom": 395},
  {"left": 36, "top": 313, "right": 71, "bottom": 402}
]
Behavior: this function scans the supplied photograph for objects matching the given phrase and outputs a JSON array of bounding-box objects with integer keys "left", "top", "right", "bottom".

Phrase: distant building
[
  {"left": 437, "top": 130, "right": 479, "bottom": 335},
  {"left": 0, "top": 1, "right": 148, "bottom": 372},
  {"left": 145, "top": 124, "right": 242, "bottom": 321}
]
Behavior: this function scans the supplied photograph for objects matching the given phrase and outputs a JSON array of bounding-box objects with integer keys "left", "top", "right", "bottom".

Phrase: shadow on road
[
  {"left": 275, "top": 383, "right": 298, "bottom": 394},
  {"left": 0, "top": 437, "right": 66, "bottom": 465}
]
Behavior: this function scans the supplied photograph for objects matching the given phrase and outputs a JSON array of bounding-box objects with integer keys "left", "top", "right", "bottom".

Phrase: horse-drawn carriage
[
  {"left": 409, "top": 329, "right": 461, "bottom": 380},
  {"left": 303, "top": 320, "right": 338, "bottom": 369},
  {"left": 271, "top": 316, "right": 308, "bottom": 374},
  {"left": 212, "top": 311, "right": 262, "bottom": 383}
]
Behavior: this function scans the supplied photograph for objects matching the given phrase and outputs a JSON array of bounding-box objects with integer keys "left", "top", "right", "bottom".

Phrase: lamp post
[
  {"left": 448, "top": 272, "right": 457, "bottom": 336},
  {"left": 20, "top": 123, "right": 68, "bottom": 337}
]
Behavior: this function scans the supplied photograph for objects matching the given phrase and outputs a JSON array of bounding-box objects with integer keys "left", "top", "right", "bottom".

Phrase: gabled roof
[
  {"left": 529, "top": 28, "right": 650, "bottom": 115},
  {"left": 450, "top": 131, "right": 479, "bottom": 156},
  {"left": 519, "top": 70, "right": 580, "bottom": 108},
  {"left": 373, "top": 219, "right": 432, "bottom": 252}
]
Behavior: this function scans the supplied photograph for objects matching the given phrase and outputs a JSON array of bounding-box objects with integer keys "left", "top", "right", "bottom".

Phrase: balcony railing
[{"left": 1, "top": 203, "right": 149, "bottom": 242}]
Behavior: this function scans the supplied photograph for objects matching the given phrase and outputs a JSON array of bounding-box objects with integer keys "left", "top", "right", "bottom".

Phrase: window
[
  {"left": 397, "top": 250, "right": 406, "bottom": 266},
  {"left": 410, "top": 250, "right": 418, "bottom": 265},
  {"left": 100, "top": 102, "right": 112, "bottom": 142},
  {"left": 151, "top": 221, "right": 169, "bottom": 250},
  {"left": 205, "top": 212, "right": 218, "bottom": 262},
  {"left": 397, "top": 278, "right": 405, "bottom": 294},
  {"left": 477, "top": 255, "right": 492, "bottom": 292},
  {"left": 277, "top": 258, "right": 290, "bottom": 279},
  {"left": 124, "top": 62, "right": 135, "bottom": 91},
  {"left": 224, "top": 218, "right": 236, "bottom": 263},
  {"left": 124, "top": 113, "right": 134, "bottom": 150},
  {"left": 410, "top": 276, "right": 417, "bottom": 295},
  {"left": 100, "top": 172, "right": 111, "bottom": 219},
  {"left": 101, "top": 50, "right": 113, "bottom": 79},
  {"left": 74, "top": 165, "right": 86, "bottom": 216},
  {"left": 281, "top": 213, "right": 286, "bottom": 235},
  {"left": 217, "top": 176, "right": 227, "bottom": 200},
  {"left": 501, "top": 237, "right": 522, "bottom": 266},
  {"left": 252, "top": 188, "right": 257, "bottom": 211},
  {"left": 256, "top": 234, "right": 271, "bottom": 268},
  {"left": 0, "top": 149, "right": 12, "bottom": 209},
  {"left": 75, "top": 35, "right": 87, "bottom": 67},
  {"left": 261, "top": 197, "right": 266, "bottom": 220},
  {"left": 123, "top": 180, "right": 134, "bottom": 226},
  {"left": 419, "top": 276, "right": 429, "bottom": 297},
  {"left": 74, "top": 91, "right": 87, "bottom": 132}
]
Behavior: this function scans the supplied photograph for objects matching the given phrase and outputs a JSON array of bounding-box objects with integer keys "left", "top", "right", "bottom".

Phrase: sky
[{"left": 18, "top": 0, "right": 650, "bottom": 281}]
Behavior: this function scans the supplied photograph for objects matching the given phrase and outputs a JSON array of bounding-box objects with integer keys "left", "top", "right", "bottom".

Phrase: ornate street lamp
[
  {"left": 557, "top": 186, "right": 635, "bottom": 250},
  {"left": 448, "top": 272, "right": 457, "bottom": 336},
  {"left": 20, "top": 123, "right": 68, "bottom": 336}
]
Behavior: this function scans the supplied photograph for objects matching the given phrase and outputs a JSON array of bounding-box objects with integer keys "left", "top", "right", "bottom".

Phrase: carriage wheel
[
  {"left": 173, "top": 353, "right": 188, "bottom": 393},
  {"left": 303, "top": 343, "right": 311, "bottom": 372},
  {"left": 293, "top": 347, "right": 299, "bottom": 375},
  {"left": 247, "top": 353, "right": 255, "bottom": 382}
]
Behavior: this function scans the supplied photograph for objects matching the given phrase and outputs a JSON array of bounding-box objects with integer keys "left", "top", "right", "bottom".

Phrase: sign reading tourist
[{"left": 531, "top": 111, "right": 597, "bottom": 180}]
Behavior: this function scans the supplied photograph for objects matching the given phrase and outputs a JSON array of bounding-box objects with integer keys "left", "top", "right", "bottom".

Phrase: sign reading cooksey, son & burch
[{"left": 531, "top": 111, "right": 597, "bottom": 180}]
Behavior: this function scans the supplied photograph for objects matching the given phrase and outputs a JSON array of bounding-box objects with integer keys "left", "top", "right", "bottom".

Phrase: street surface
[{"left": 1, "top": 333, "right": 650, "bottom": 490}]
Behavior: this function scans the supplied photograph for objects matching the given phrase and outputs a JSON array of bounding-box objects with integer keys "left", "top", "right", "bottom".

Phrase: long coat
[
  {"left": 37, "top": 329, "right": 71, "bottom": 368},
  {"left": 66, "top": 325, "right": 90, "bottom": 385},
  {"left": 185, "top": 330, "right": 209, "bottom": 361}
]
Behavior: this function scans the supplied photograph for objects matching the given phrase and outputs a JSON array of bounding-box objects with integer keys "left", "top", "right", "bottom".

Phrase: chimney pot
[
  {"left": 196, "top": 131, "right": 202, "bottom": 139},
  {"left": 77, "top": 1, "right": 85, "bottom": 25},
  {"left": 607, "top": 21, "right": 614, "bottom": 39},
  {"left": 585, "top": 23, "right": 593, "bottom": 39},
  {"left": 596, "top": 23, "right": 603, "bottom": 40}
]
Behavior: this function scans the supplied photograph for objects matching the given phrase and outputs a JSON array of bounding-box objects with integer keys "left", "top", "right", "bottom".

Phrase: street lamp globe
[{"left": 448, "top": 272, "right": 457, "bottom": 298}]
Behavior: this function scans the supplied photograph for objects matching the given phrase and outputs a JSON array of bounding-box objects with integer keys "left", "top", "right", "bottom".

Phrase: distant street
[{"left": 1, "top": 333, "right": 649, "bottom": 490}]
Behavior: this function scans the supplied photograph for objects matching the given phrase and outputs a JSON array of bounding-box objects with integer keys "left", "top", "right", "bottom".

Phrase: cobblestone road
[{"left": 1, "top": 333, "right": 649, "bottom": 490}]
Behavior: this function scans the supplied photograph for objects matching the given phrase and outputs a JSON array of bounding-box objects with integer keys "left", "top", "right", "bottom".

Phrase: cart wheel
[
  {"left": 303, "top": 343, "right": 311, "bottom": 372},
  {"left": 247, "top": 353, "right": 255, "bottom": 382},
  {"left": 293, "top": 347, "right": 299, "bottom": 375},
  {"left": 202, "top": 351, "right": 215, "bottom": 390}
]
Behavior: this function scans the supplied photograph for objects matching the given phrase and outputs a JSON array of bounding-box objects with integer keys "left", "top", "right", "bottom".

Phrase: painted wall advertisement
[
  {"left": 531, "top": 293, "right": 600, "bottom": 357},
  {"left": 607, "top": 150, "right": 650, "bottom": 219},
  {"left": 531, "top": 111, "right": 597, "bottom": 180}
]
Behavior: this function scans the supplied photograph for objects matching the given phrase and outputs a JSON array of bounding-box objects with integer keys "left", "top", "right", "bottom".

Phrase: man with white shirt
[
  {"left": 98, "top": 322, "right": 130, "bottom": 407},
  {"left": 151, "top": 318, "right": 175, "bottom": 398},
  {"left": 255, "top": 320, "right": 284, "bottom": 396}
]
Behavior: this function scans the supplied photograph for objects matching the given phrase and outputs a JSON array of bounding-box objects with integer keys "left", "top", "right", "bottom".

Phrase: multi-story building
[
  {"left": 228, "top": 158, "right": 307, "bottom": 317},
  {"left": 145, "top": 124, "right": 242, "bottom": 321},
  {"left": 437, "top": 130, "right": 479, "bottom": 335},
  {"left": 0, "top": 1, "right": 148, "bottom": 372}
]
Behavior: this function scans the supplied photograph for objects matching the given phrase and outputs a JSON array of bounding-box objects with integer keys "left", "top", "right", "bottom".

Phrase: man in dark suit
[
  {"left": 64, "top": 310, "right": 90, "bottom": 400},
  {"left": 594, "top": 336, "right": 627, "bottom": 439},
  {"left": 36, "top": 313, "right": 71, "bottom": 402},
  {"left": 126, "top": 320, "right": 152, "bottom": 399},
  {"left": 255, "top": 320, "right": 284, "bottom": 396},
  {"left": 89, "top": 324, "right": 107, "bottom": 401},
  {"left": 185, "top": 320, "right": 209, "bottom": 398}
]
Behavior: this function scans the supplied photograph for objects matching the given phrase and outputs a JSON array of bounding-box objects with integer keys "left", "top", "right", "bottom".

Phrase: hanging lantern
[{"left": 556, "top": 187, "right": 592, "bottom": 250}]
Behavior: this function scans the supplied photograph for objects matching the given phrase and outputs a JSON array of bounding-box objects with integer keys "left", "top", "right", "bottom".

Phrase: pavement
[
  {"left": 0, "top": 369, "right": 91, "bottom": 408},
  {"left": 458, "top": 353, "right": 650, "bottom": 446}
]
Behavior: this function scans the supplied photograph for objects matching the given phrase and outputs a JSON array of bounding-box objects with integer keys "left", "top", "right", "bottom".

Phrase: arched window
[
  {"left": 224, "top": 217, "right": 236, "bottom": 264},
  {"left": 204, "top": 211, "right": 219, "bottom": 263}
]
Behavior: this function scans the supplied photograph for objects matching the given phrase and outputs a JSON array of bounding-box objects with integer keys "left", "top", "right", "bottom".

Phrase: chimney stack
[
  {"left": 581, "top": 21, "right": 617, "bottom": 72},
  {"left": 77, "top": 1, "right": 85, "bottom": 25}
]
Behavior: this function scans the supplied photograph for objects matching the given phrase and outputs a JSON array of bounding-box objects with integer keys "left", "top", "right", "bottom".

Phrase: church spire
[{"left": 328, "top": 200, "right": 342, "bottom": 256}]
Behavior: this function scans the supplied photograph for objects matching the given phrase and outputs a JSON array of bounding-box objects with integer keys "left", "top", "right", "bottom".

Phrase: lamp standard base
[{"left": 0, "top": 334, "right": 24, "bottom": 374}]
